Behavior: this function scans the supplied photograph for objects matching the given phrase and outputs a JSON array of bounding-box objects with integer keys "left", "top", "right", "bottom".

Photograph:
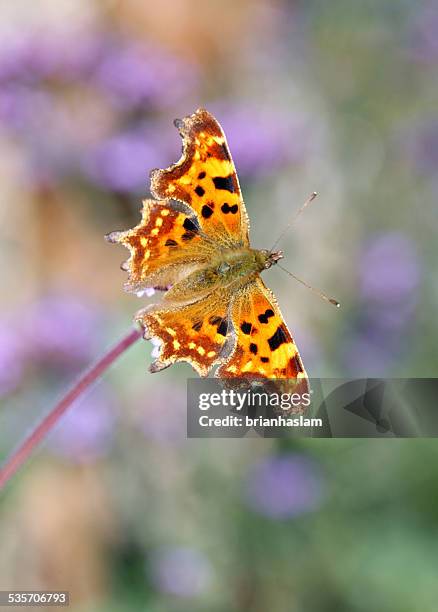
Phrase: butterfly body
[
  {"left": 162, "top": 247, "right": 280, "bottom": 305},
  {"left": 107, "top": 109, "right": 308, "bottom": 392}
]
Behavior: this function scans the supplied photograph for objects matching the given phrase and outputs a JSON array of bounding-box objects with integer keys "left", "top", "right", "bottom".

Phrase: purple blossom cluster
[
  {"left": 94, "top": 41, "right": 198, "bottom": 111},
  {"left": 82, "top": 124, "right": 173, "bottom": 193},
  {"left": 211, "top": 102, "right": 310, "bottom": 178},
  {"left": 0, "top": 25, "right": 309, "bottom": 191},
  {"left": 344, "top": 232, "right": 420, "bottom": 374},
  {"left": 0, "top": 29, "right": 103, "bottom": 84},
  {"left": 0, "top": 30, "right": 196, "bottom": 108},
  {"left": 0, "top": 27, "right": 198, "bottom": 190}
]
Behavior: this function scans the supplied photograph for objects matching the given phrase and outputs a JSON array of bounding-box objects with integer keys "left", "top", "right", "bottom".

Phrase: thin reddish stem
[{"left": 0, "top": 327, "right": 142, "bottom": 491}]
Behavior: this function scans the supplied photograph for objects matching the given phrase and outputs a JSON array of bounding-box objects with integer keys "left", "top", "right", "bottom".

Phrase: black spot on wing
[
  {"left": 221, "top": 202, "right": 239, "bottom": 214},
  {"left": 183, "top": 218, "right": 198, "bottom": 232},
  {"left": 258, "top": 309, "right": 275, "bottom": 324},
  {"left": 217, "top": 320, "right": 228, "bottom": 336},
  {"left": 154, "top": 284, "right": 171, "bottom": 292},
  {"left": 201, "top": 205, "right": 213, "bottom": 219},
  {"left": 165, "top": 239, "right": 178, "bottom": 247},
  {"left": 241, "top": 322, "right": 252, "bottom": 335},
  {"left": 197, "top": 171, "right": 206, "bottom": 179},
  {"left": 182, "top": 232, "right": 195, "bottom": 241},
  {"left": 208, "top": 316, "right": 228, "bottom": 337},
  {"left": 213, "top": 176, "right": 235, "bottom": 193},
  {"left": 268, "top": 325, "right": 288, "bottom": 351},
  {"left": 192, "top": 320, "right": 202, "bottom": 332},
  {"left": 261, "top": 356, "right": 269, "bottom": 363},
  {"left": 250, "top": 343, "right": 258, "bottom": 355},
  {"left": 195, "top": 185, "right": 205, "bottom": 197}
]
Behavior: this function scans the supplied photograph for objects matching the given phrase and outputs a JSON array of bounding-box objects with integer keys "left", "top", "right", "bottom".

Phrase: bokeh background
[{"left": 1, "top": 0, "right": 438, "bottom": 610}]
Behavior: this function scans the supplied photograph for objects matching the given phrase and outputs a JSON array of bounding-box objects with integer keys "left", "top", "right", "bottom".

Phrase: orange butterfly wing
[
  {"left": 150, "top": 108, "right": 249, "bottom": 245},
  {"left": 105, "top": 199, "right": 213, "bottom": 294},
  {"left": 137, "top": 287, "right": 230, "bottom": 376},
  {"left": 217, "top": 277, "right": 308, "bottom": 392}
]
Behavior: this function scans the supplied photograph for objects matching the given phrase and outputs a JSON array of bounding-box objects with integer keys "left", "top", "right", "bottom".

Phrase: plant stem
[{"left": 0, "top": 327, "right": 142, "bottom": 491}]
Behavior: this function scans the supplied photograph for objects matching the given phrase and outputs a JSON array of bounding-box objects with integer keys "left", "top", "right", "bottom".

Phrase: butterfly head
[{"left": 257, "top": 249, "right": 284, "bottom": 270}]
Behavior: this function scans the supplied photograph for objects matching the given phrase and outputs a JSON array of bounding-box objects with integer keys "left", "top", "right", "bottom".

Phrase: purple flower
[
  {"left": 0, "top": 35, "right": 50, "bottom": 84},
  {"left": 0, "top": 29, "right": 102, "bottom": 84},
  {"left": 0, "top": 30, "right": 198, "bottom": 187},
  {"left": 48, "top": 387, "right": 115, "bottom": 463},
  {"left": 0, "top": 85, "right": 52, "bottom": 134},
  {"left": 150, "top": 547, "right": 213, "bottom": 597},
  {"left": 360, "top": 233, "right": 420, "bottom": 305},
  {"left": 22, "top": 294, "right": 101, "bottom": 370},
  {"left": 84, "top": 131, "right": 157, "bottom": 191},
  {"left": 37, "top": 30, "right": 104, "bottom": 80},
  {"left": 244, "top": 454, "right": 325, "bottom": 519},
  {"left": 94, "top": 42, "right": 198, "bottom": 110},
  {"left": 83, "top": 127, "right": 167, "bottom": 193},
  {"left": 0, "top": 323, "right": 24, "bottom": 397},
  {"left": 0, "top": 86, "right": 80, "bottom": 184},
  {"left": 210, "top": 103, "right": 310, "bottom": 177}
]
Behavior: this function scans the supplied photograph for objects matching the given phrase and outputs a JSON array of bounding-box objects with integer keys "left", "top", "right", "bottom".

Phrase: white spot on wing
[
  {"left": 151, "top": 337, "right": 161, "bottom": 359},
  {"left": 137, "top": 288, "right": 156, "bottom": 297}
]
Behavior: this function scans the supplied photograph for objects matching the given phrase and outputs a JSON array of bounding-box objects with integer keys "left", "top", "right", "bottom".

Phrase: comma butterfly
[{"left": 106, "top": 109, "right": 309, "bottom": 393}]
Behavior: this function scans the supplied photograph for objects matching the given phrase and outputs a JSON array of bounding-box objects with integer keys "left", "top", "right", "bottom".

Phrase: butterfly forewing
[
  {"left": 150, "top": 109, "right": 250, "bottom": 246},
  {"left": 105, "top": 199, "right": 212, "bottom": 294},
  {"left": 217, "top": 277, "right": 308, "bottom": 386}
]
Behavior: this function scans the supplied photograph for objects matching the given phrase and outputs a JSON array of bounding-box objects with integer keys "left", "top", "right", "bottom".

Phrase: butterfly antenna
[
  {"left": 277, "top": 263, "right": 340, "bottom": 308},
  {"left": 270, "top": 191, "right": 318, "bottom": 253}
]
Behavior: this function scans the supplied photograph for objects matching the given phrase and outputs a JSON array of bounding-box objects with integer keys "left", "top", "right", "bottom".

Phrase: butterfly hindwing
[
  {"left": 150, "top": 108, "right": 250, "bottom": 245},
  {"left": 137, "top": 288, "right": 230, "bottom": 376}
]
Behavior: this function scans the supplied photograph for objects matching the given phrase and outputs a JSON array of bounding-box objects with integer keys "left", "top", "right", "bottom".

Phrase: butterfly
[{"left": 106, "top": 108, "right": 308, "bottom": 394}]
